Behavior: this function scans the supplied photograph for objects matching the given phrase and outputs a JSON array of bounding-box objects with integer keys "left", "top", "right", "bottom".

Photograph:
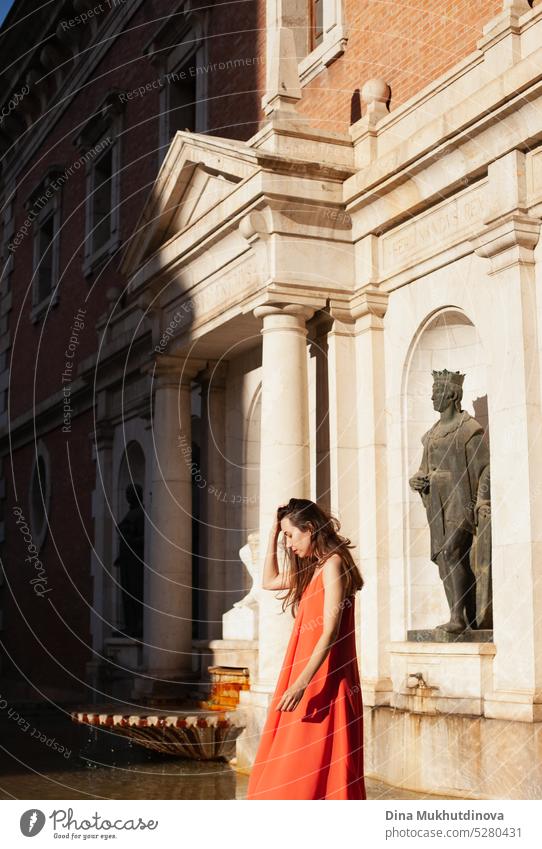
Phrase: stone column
[
  {"left": 473, "top": 150, "right": 542, "bottom": 722},
  {"left": 143, "top": 355, "right": 206, "bottom": 680},
  {"left": 199, "top": 361, "right": 228, "bottom": 640},
  {"left": 252, "top": 303, "right": 314, "bottom": 689},
  {"left": 352, "top": 290, "right": 393, "bottom": 706},
  {"left": 325, "top": 313, "right": 357, "bottom": 536}
]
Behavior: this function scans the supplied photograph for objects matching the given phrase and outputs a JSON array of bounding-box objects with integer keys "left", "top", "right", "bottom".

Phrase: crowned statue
[
  {"left": 114, "top": 483, "right": 145, "bottom": 638},
  {"left": 409, "top": 369, "right": 492, "bottom": 634}
]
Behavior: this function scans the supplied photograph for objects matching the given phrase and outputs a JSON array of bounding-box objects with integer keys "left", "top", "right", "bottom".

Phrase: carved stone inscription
[{"left": 382, "top": 185, "right": 486, "bottom": 274}]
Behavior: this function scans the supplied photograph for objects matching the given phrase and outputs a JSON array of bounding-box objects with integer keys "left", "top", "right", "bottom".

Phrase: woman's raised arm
[{"left": 262, "top": 512, "right": 291, "bottom": 590}]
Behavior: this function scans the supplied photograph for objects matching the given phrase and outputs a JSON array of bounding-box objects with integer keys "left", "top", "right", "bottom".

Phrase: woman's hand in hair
[
  {"left": 269, "top": 503, "right": 288, "bottom": 539},
  {"left": 276, "top": 680, "right": 306, "bottom": 712}
]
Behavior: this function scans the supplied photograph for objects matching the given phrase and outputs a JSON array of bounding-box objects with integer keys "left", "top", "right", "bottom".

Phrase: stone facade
[{"left": 1, "top": 0, "right": 542, "bottom": 797}]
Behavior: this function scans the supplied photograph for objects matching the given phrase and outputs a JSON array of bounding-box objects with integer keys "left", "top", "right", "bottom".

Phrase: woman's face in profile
[{"left": 280, "top": 516, "right": 311, "bottom": 558}]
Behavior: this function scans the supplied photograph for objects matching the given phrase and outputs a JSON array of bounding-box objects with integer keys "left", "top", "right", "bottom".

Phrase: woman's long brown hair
[{"left": 276, "top": 498, "right": 364, "bottom": 617}]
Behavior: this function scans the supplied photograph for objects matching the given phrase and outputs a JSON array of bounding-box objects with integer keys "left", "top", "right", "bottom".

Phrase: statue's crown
[{"left": 432, "top": 368, "right": 465, "bottom": 387}]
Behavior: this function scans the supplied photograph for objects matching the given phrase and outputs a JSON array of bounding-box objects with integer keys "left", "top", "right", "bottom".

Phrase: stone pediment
[{"left": 120, "top": 131, "right": 259, "bottom": 276}]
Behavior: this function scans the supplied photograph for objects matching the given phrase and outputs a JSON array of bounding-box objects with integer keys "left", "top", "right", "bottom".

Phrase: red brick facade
[{"left": 298, "top": 0, "right": 503, "bottom": 128}]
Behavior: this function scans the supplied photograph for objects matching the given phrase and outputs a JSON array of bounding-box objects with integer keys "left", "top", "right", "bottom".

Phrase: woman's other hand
[{"left": 276, "top": 680, "right": 306, "bottom": 712}]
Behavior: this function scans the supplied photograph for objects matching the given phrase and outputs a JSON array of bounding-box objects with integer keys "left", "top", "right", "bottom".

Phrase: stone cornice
[
  {"left": 345, "top": 36, "right": 542, "bottom": 216},
  {"left": 124, "top": 148, "right": 353, "bottom": 297},
  {"left": 471, "top": 212, "right": 541, "bottom": 273},
  {"left": 142, "top": 0, "right": 206, "bottom": 63}
]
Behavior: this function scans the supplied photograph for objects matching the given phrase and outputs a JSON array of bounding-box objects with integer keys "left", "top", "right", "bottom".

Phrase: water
[{"left": 0, "top": 710, "right": 247, "bottom": 800}]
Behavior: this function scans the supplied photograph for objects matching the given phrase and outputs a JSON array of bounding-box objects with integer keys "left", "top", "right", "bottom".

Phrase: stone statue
[
  {"left": 409, "top": 370, "right": 492, "bottom": 634},
  {"left": 114, "top": 483, "right": 145, "bottom": 638}
]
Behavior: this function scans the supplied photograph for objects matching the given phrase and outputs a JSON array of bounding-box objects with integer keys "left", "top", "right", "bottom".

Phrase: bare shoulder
[{"left": 321, "top": 553, "right": 343, "bottom": 584}]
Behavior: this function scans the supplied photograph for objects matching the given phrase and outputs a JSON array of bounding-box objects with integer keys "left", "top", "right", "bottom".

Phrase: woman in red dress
[{"left": 246, "top": 498, "right": 366, "bottom": 800}]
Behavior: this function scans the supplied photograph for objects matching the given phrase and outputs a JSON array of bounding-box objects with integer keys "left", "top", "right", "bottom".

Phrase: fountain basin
[{"left": 71, "top": 710, "right": 244, "bottom": 761}]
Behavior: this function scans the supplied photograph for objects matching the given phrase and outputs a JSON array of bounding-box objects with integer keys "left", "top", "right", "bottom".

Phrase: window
[
  {"left": 266, "top": 0, "right": 347, "bottom": 89},
  {"left": 309, "top": 0, "right": 324, "bottom": 51},
  {"left": 0, "top": 198, "right": 15, "bottom": 296},
  {"left": 28, "top": 169, "right": 62, "bottom": 322},
  {"left": 92, "top": 145, "right": 114, "bottom": 253},
  {"left": 144, "top": 10, "right": 207, "bottom": 166},
  {"left": 301, "top": 0, "right": 347, "bottom": 83},
  {"left": 75, "top": 92, "right": 124, "bottom": 276},
  {"left": 167, "top": 62, "right": 197, "bottom": 139},
  {"left": 35, "top": 210, "right": 56, "bottom": 303},
  {"left": 158, "top": 48, "right": 205, "bottom": 165},
  {"left": 84, "top": 133, "right": 121, "bottom": 271}
]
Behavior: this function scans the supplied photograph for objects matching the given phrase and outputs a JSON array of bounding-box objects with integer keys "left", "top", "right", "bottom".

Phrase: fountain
[{"left": 71, "top": 710, "right": 244, "bottom": 761}]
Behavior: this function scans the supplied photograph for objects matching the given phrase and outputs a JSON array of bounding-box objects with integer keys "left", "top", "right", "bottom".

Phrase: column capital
[
  {"left": 199, "top": 359, "right": 229, "bottom": 389},
  {"left": 141, "top": 355, "right": 208, "bottom": 387},
  {"left": 253, "top": 303, "right": 315, "bottom": 323},
  {"left": 472, "top": 212, "right": 541, "bottom": 274},
  {"left": 351, "top": 287, "right": 388, "bottom": 331},
  {"left": 90, "top": 422, "right": 114, "bottom": 451}
]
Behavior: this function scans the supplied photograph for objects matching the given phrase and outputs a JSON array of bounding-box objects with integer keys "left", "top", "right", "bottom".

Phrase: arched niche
[
  {"left": 403, "top": 308, "right": 489, "bottom": 631},
  {"left": 116, "top": 441, "right": 146, "bottom": 514}
]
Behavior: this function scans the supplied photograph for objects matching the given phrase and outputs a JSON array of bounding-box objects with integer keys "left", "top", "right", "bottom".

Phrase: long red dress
[{"left": 246, "top": 569, "right": 367, "bottom": 800}]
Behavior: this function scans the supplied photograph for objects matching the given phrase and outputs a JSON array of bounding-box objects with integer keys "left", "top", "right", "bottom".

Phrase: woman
[{"left": 246, "top": 498, "right": 366, "bottom": 800}]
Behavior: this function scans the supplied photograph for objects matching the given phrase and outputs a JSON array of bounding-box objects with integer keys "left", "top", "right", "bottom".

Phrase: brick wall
[
  {"left": 206, "top": 0, "right": 266, "bottom": 139},
  {"left": 2, "top": 410, "right": 94, "bottom": 689},
  {"left": 297, "top": 0, "right": 503, "bottom": 131}
]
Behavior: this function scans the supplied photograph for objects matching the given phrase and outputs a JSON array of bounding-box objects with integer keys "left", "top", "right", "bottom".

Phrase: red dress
[{"left": 246, "top": 569, "right": 367, "bottom": 800}]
